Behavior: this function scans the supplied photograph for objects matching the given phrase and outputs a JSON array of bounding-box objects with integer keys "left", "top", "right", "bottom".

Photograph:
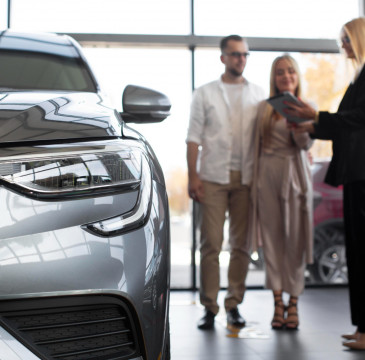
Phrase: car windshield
[{"left": 0, "top": 50, "right": 97, "bottom": 92}]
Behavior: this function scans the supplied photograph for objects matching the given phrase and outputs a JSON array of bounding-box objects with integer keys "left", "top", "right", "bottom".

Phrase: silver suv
[{"left": 0, "top": 30, "right": 171, "bottom": 360}]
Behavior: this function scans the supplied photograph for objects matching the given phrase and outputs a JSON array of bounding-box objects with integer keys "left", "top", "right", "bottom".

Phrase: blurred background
[{"left": 1, "top": 0, "right": 362, "bottom": 289}]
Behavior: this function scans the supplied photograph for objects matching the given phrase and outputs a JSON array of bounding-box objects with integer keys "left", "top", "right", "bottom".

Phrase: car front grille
[{"left": 0, "top": 295, "right": 144, "bottom": 360}]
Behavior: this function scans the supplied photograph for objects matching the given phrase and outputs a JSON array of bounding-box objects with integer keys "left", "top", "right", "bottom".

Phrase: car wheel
[{"left": 308, "top": 221, "right": 347, "bottom": 284}]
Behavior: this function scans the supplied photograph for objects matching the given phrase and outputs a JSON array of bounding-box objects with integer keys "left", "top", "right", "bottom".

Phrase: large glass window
[
  {"left": 194, "top": 48, "right": 351, "bottom": 287},
  {"left": 83, "top": 47, "right": 192, "bottom": 170},
  {"left": 0, "top": 0, "right": 8, "bottom": 29},
  {"left": 83, "top": 47, "right": 193, "bottom": 288},
  {"left": 194, "top": 49, "right": 352, "bottom": 112},
  {"left": 10, "top": 0, "right": 190, "bottom": 34},
  {"left": 5, "top": 0, "right": 359, "bottom": 289},
  {"left": 194, "top": 0, "right": 359, "bottom": 39},
  {"left": 83, "top": 44, "right": 353, "bottom": 289}
]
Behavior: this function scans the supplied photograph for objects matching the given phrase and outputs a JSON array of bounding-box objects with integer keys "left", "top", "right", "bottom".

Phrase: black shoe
[
  {"left": 197, "top": 310, "right": 216, "bottom": 330},
  {"left": 227, "top": 307, "right": 246, "bottom": 328}
]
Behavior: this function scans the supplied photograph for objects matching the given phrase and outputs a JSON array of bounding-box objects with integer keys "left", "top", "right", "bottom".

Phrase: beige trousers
[
  {"left": 200, "top": 171, "right": 251, "bottom": 314},
  {"left": 258, "top": 154, "right": 307, "bottom": 296}
]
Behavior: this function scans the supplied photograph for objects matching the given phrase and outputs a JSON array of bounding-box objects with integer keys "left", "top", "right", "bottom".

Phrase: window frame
[{"left": 4, "top": 0, "right": 365, "bottom": 290}]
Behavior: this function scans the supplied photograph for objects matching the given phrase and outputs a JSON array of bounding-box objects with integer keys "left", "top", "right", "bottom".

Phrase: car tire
[{"left": 308, "top": 221, "right": 347, "bottom": 284}]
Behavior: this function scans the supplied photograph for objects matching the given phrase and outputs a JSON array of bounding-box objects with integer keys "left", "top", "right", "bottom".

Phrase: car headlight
[
  {"left": 0, "top": 144, "right": 144, "bottom": 199},
  {"left": 82, "top": 153, "right": 152, "bottom": 237},
  {"left": 0, "top": 141, "right": 152, "bottom": 236}
]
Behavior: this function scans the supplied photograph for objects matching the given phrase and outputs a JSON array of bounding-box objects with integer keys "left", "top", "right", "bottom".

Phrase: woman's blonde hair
[
  {"left": 343, "top": 17, "right": 365, "bottom": 67},
  {"left": 261, "top": 54, "right": 302, "bottom": 146}
]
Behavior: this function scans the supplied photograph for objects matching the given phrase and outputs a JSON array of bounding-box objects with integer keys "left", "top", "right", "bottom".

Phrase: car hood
[{"left": 0, "top": 91, "right": 123, "bottom": 143}]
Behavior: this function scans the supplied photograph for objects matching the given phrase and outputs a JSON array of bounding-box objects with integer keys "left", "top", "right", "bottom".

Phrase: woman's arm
[
  {"left": 287, "top": 74, "right": 365, "bottom": 134},
  {"left": 291, "top": 130, "right": 313, "bottom": 150}
]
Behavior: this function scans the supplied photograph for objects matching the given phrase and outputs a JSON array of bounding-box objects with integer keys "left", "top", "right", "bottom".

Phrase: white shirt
[
  {"left": 223, "top": 82, "right": 244, "bottom": 170},
  {"left": 186, "top": 76, "right": 266, "bottom": 185}
]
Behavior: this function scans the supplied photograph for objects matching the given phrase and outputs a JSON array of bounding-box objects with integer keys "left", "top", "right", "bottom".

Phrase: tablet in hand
[{"left": 266, "top": 91, "right": 305, "bottom": 123}]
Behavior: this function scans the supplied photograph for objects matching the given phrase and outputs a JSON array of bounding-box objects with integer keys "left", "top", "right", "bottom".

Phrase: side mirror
[{"left": 120, "top": 85, "right": 171, "bottom": 123}]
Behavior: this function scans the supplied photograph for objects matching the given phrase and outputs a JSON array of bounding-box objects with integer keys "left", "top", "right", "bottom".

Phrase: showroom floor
[{"left": 169, "top": 287, "right": 364, "bottom": 360}]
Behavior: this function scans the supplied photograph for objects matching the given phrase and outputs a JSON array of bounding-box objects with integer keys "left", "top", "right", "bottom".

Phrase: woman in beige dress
[{"left": 252, "top": 55, "right": 314, "bottom": 330}]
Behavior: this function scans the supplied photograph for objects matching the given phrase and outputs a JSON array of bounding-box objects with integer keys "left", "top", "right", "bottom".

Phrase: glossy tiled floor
[{"left": 169, "top": 287, "right": 364, "bottom": 360}]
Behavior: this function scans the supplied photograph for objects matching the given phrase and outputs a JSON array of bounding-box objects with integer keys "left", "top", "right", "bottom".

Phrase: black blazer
[{"left": 314, "top": 65, "right": 365, "bottom": 186}]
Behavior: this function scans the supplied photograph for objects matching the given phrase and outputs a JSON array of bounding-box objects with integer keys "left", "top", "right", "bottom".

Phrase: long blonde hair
[
  {"left": 343, "top": 17, "right": 365, "bottom": 69},
  {"left": 261, "top": 54, "right": 302, "bottom": 146}
]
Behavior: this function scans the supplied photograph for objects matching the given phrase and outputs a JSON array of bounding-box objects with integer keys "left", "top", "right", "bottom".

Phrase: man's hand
[
  {"left": 187, "top": 142, "right": 204, "bottom": 202},
  {"left": 188, "top": 175, "right": 204, "bottom": 202}
]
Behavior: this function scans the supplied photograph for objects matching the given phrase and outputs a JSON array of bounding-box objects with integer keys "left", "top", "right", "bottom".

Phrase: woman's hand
[
  {"left": 288, "top": 120, "right": 315, "bottom": 134},
  {"left": 284, "top": 100, "right": 317, "bottom": 120}
]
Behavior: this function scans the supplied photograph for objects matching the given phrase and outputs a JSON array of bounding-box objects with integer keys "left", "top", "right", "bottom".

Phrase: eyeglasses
[{"left": 224, "top": 51, "right": 250, "bottom": 59}]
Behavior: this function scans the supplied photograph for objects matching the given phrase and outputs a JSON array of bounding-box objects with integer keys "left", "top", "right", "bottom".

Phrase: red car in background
[{"left": 307, "top": 159, "right": 347, "bottom": 284}]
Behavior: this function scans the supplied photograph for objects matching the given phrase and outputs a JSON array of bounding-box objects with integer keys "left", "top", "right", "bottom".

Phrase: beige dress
[{"left": 251, "top": 102, "right": 313, "bottom": 296}]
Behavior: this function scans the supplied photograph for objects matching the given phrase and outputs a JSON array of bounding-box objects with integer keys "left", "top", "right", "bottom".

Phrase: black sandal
[
  {"left": 271, "top": 292, "right": 285, "bottom": 330},
  {"left": 285, "top": 296, "right": 299, "bottom": 330}
]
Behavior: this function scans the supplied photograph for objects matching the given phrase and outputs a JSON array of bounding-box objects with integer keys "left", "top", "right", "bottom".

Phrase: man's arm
[{"left": 187, "top": 142, "right": 204, "bottom": 202}]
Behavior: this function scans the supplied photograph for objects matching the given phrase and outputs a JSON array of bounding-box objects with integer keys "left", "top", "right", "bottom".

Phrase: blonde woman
[
  {"left": 251, "top": 55, "right": 313, "bottom": 330},
  {"left": 287, "top": 17, "right": 365, "bottom": 350}
]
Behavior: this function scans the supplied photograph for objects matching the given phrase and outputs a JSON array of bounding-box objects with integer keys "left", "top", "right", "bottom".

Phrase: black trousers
[{"left": 343, "top": 181, "right": 365, "bottom": 333}]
